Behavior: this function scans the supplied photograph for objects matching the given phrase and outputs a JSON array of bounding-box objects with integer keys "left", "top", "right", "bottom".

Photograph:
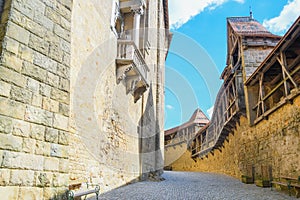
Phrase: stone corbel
[
  {"left": 116, "top": 65, "right": 133, "bottom": 84},
  {"left": 125, "top": 75, "right": 140, "bottom": 94},
  {"left": 131, "top": 5, "right": 144, "bottom": 15}
]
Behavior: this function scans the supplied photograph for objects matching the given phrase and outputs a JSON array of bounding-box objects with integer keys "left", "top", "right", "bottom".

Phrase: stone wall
[
  {"left": 0, "top": 0, "right": 72, "bottom": 199},
  {"left": 242, "top": 37, "right": 279, "bottom": 81},
  {"left": 69, "top": 0, "right": 166, "bottom": 193},
  {"left": 164, "top": 143, "right": 187, "bottom": 167},
  {"left": 169, "top": 95, "right": 300, "bottom": 181},
  {"left": 0, "top": 0, "right": 168, "bottom": 199},
  {"left": 243, "top": 47, "right": 272, "bottom": 79}
]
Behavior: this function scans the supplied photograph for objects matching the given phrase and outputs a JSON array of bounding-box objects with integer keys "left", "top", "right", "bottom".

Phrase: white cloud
[
  {"left": 169, "top": 0, "right": 245, "bottom": 29},
  {"left": 207, "top": 106, "right": 214, "bottom": 119},
  {"left": 263, "top": 0, "right": 300, "bottom": 35},
  {"left": 166, "top": 104, "right": 174, "bottom": 110}
]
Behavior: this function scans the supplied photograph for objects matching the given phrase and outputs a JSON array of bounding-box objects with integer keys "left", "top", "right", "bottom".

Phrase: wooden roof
[{"left": 227, "top": 16, "right": 280, "bottom": 38}]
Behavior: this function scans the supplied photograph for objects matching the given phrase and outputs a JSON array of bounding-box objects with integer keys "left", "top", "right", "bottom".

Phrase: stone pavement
[{"left": 92, "top": 171, "right": 296, "bottom": 200}]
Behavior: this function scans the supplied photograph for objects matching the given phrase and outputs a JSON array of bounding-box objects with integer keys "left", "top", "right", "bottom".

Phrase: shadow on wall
[{"left": 138, "top": 85, "right": 164, "bottom": 180}]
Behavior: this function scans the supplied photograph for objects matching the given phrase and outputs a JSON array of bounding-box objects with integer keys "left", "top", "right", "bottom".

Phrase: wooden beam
[{"left": 277, "top": 54, "right": 297, "bottom": 88}]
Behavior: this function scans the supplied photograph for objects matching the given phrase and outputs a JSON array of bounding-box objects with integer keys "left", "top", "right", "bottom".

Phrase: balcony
[
  {"left": 116, "top": 39, "right": 150, "bottom": 102},
  {"left": 119, "top": 0, "right": 146, "bottom": 13}
]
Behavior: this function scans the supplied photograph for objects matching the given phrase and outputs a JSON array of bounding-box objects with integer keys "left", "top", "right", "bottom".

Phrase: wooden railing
[
  {"left": 251, "top": 56, "right": 300, "bottom": 124},
  {"left": 190, "top": 73, "right": 244, "bottom": 158}
]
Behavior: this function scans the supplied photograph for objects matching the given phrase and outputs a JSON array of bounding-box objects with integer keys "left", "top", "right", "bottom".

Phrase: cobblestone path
[{"left": 94, "top": 171, "right": 296, "bottom": 200}]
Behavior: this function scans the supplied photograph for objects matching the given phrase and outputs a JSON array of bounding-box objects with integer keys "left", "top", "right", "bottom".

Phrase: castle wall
[
  {"left": 164, "top": 143, "right": 187, "bottom": 167},
  {"left": 169, "top": 95, "right": 300, "bottom": 180},
  {"left": 0, "top": 0, "right": 72, "bottom": 199},
  {"left": 0, "top": 0, "right": 167, "bottom": 198},
  {"left": 69, "top": 0, "right": 141, "bottom": 192},
  {"left": 69, "top": 0, "right": 166, "bottom": 193}
]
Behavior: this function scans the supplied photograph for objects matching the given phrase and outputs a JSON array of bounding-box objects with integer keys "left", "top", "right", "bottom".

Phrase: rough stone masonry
[{"left": 0, "top": 0, "right": 170, "bottom": 199}]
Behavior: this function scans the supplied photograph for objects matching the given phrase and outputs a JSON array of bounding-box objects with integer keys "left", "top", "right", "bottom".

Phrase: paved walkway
[{"left": 94, "top": 171, "right": 296, "bottom": 200}]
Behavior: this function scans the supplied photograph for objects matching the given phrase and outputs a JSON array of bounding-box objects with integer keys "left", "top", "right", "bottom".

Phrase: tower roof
[
  {"left": 227, "top": 17, "right": 280, "bottom": 38},
  {"left": 165, "top": 108, "right": 209, "bottom": 136},
  {"left": 189, "top": 108, "right": 210, "bottom": 124}
]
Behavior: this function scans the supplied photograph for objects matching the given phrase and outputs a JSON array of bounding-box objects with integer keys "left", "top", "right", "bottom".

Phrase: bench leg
[
  {"left": 67, "top": 190, "right": 74, "bottom": 200},
  {"left": 287, "top": 182, "right": 292, "bottom": 196},
  {"left": 95, "top": 185, "right": 100, "bottom": 200}
]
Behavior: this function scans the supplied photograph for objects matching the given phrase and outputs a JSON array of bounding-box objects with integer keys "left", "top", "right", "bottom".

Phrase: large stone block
[
  {"left": 19, "top": 187, "right": 43, "bottom": 200},
  {"left": 0, "top": 186, "right": 19, "bottom": 200},
  {"left": 1, "top": 51, "right": 23, "bottom": 72},
  {"left": 58, "top": 130, "right": 69, "bottom": 145},
  {"left": 22, "top": 61, "right": 47, "bottom": 82},
  {"left": 24, "top": 105, "right": 53, "bottom": 126},
  {"left": 29, "top": 34, "right": 49, "bottom": 55},
  {"left": 35, "top": 172, "right": 52, "bottom": 187},
  {"left": 10, "top": 9, "right": 46, "bottom": 38},
  {"left": 42, "top": 97, "right": 59, "bottom": 113},
  {"left": 58, "top": 0, "right": 72, "bottom": 11},
  {"left": 54, "top": 24, "right": 70, "bottom": 42},
  {"left": 60, "top": 16, "right": 71, "bottom": 31},
  {"left": 6, "top": 22, "right": 30, "bottom": 45},
  {"left": 59, "top": 158, "right": 69, "bottom": 173},
  {"left": 34, "top": 11, "right": 54, "bottom": 31},
  {"left": 11, "top": 0, "right": 34, "bottom": 19},
  {"left": 39, "top": 83, "right": 51, "bottom": 97},
  {"left": 10, "top": 86, "right": 33, "bottom": 104},
  {"left": 44, "top": 156, "right": 59, "bottom": 172},
  {"left": 45, "top": 6, "right": 61, "bottom": 24},
  {"left": 58, "top": 77, "right": 70, "bottom": 92},
  {"left": 33, "top": 51, "right": 57, "bottom": 74},
  {"left": 55, "top": 2, "right": 71, "bottom": 21},
  {"left": 53, "top": 113, "right": 68, "bottom": 131},
  {"left": 35, "top": 141, "right": 51, "bottom": 156},
  {"left": 19, "top": 45, "right": 34, "bottom": 63},
  {"left": 49, "top": 40, "right": 63, "bottom": 62},
  {"left": 22, "top": 138, "right": 36, "bottom": 154},
  {"left": 26, "top": 78, "right": 40, "bottom": 94},
  {"left": 10, "top": 169, "right": 35, "bottom": 186},
  {"left": 59, "top": 103, "right": 69, "bottom": 116},
  {"left": 0, "top": 97, "right": 26, "bottom": 120},
  {"left": 45, "top": 128, "right": 58, "bottom": 143},
  {"left": 12, "top": 119, "right": 30, "bottom": 137},
  {"left": 62, "top": 52, "right": 70, "bottom": 66},
  {"left": 0, "top": 133, "right": 23, "bottom": 151},
  {"left": 0, "top": 115, "right": 13, "bottom": 134},
  {"left": 3, "top": 37, "right": 19, "bottom": 55},
  {"left": 31, "top": 94, "right": 43, "bottom": 107},
  {"left": 51, "top": 88, "right": 69, "bottom": 105},
  {"left": 1, "top": 151, "right": 43, "bottom": 170},
  {"left": 53, "top": 173, "right": 68, "bottom": 187},
  {"left": 0, "top": 169, "right": 10, "bottom": 185},
  {"left": 43, "top": 187, "right": 57, "bottom": 199},
  {"left": 60, "top": 37, "right": 71, "bottom": 53},
  {"left": 0, "top": 66, "right": 27, "bottom": 88},
  {"left": 0, "top": 81, "right": 11, "bottom": 98},
  {"left": 57, "top": 63, "right": 70, "bottom": 79},
  {"left": 46, "top": 72, "right": 59, "bottom": 87},
  {"left": 50, "top": 143, "right": 68, "bottom": 158},
  {"left": 30, "top": 123, "right": 45, "bottom": 141}
]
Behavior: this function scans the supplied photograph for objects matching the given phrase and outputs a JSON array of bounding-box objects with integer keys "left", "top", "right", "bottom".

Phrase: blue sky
[{"left": 164, "top": 0, "right": 300, "bottom": 129}]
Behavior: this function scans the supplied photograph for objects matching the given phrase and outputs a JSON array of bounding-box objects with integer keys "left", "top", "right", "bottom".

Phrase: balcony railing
[{"left": 116, "top": 39, "right": 150, "bottom": 102}]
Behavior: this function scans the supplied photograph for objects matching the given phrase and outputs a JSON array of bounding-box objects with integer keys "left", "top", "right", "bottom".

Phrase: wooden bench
[
  {"left": 67, "top": 180, "right": 100, "bottom": 200},
  {"left": 271, "top": 176, "right": 300, "bottom": 197}
]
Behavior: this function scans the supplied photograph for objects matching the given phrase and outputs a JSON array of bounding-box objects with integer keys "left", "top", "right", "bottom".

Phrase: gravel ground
[{"left": 90, "top": 171, "right": 296, "bottom": 200}]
